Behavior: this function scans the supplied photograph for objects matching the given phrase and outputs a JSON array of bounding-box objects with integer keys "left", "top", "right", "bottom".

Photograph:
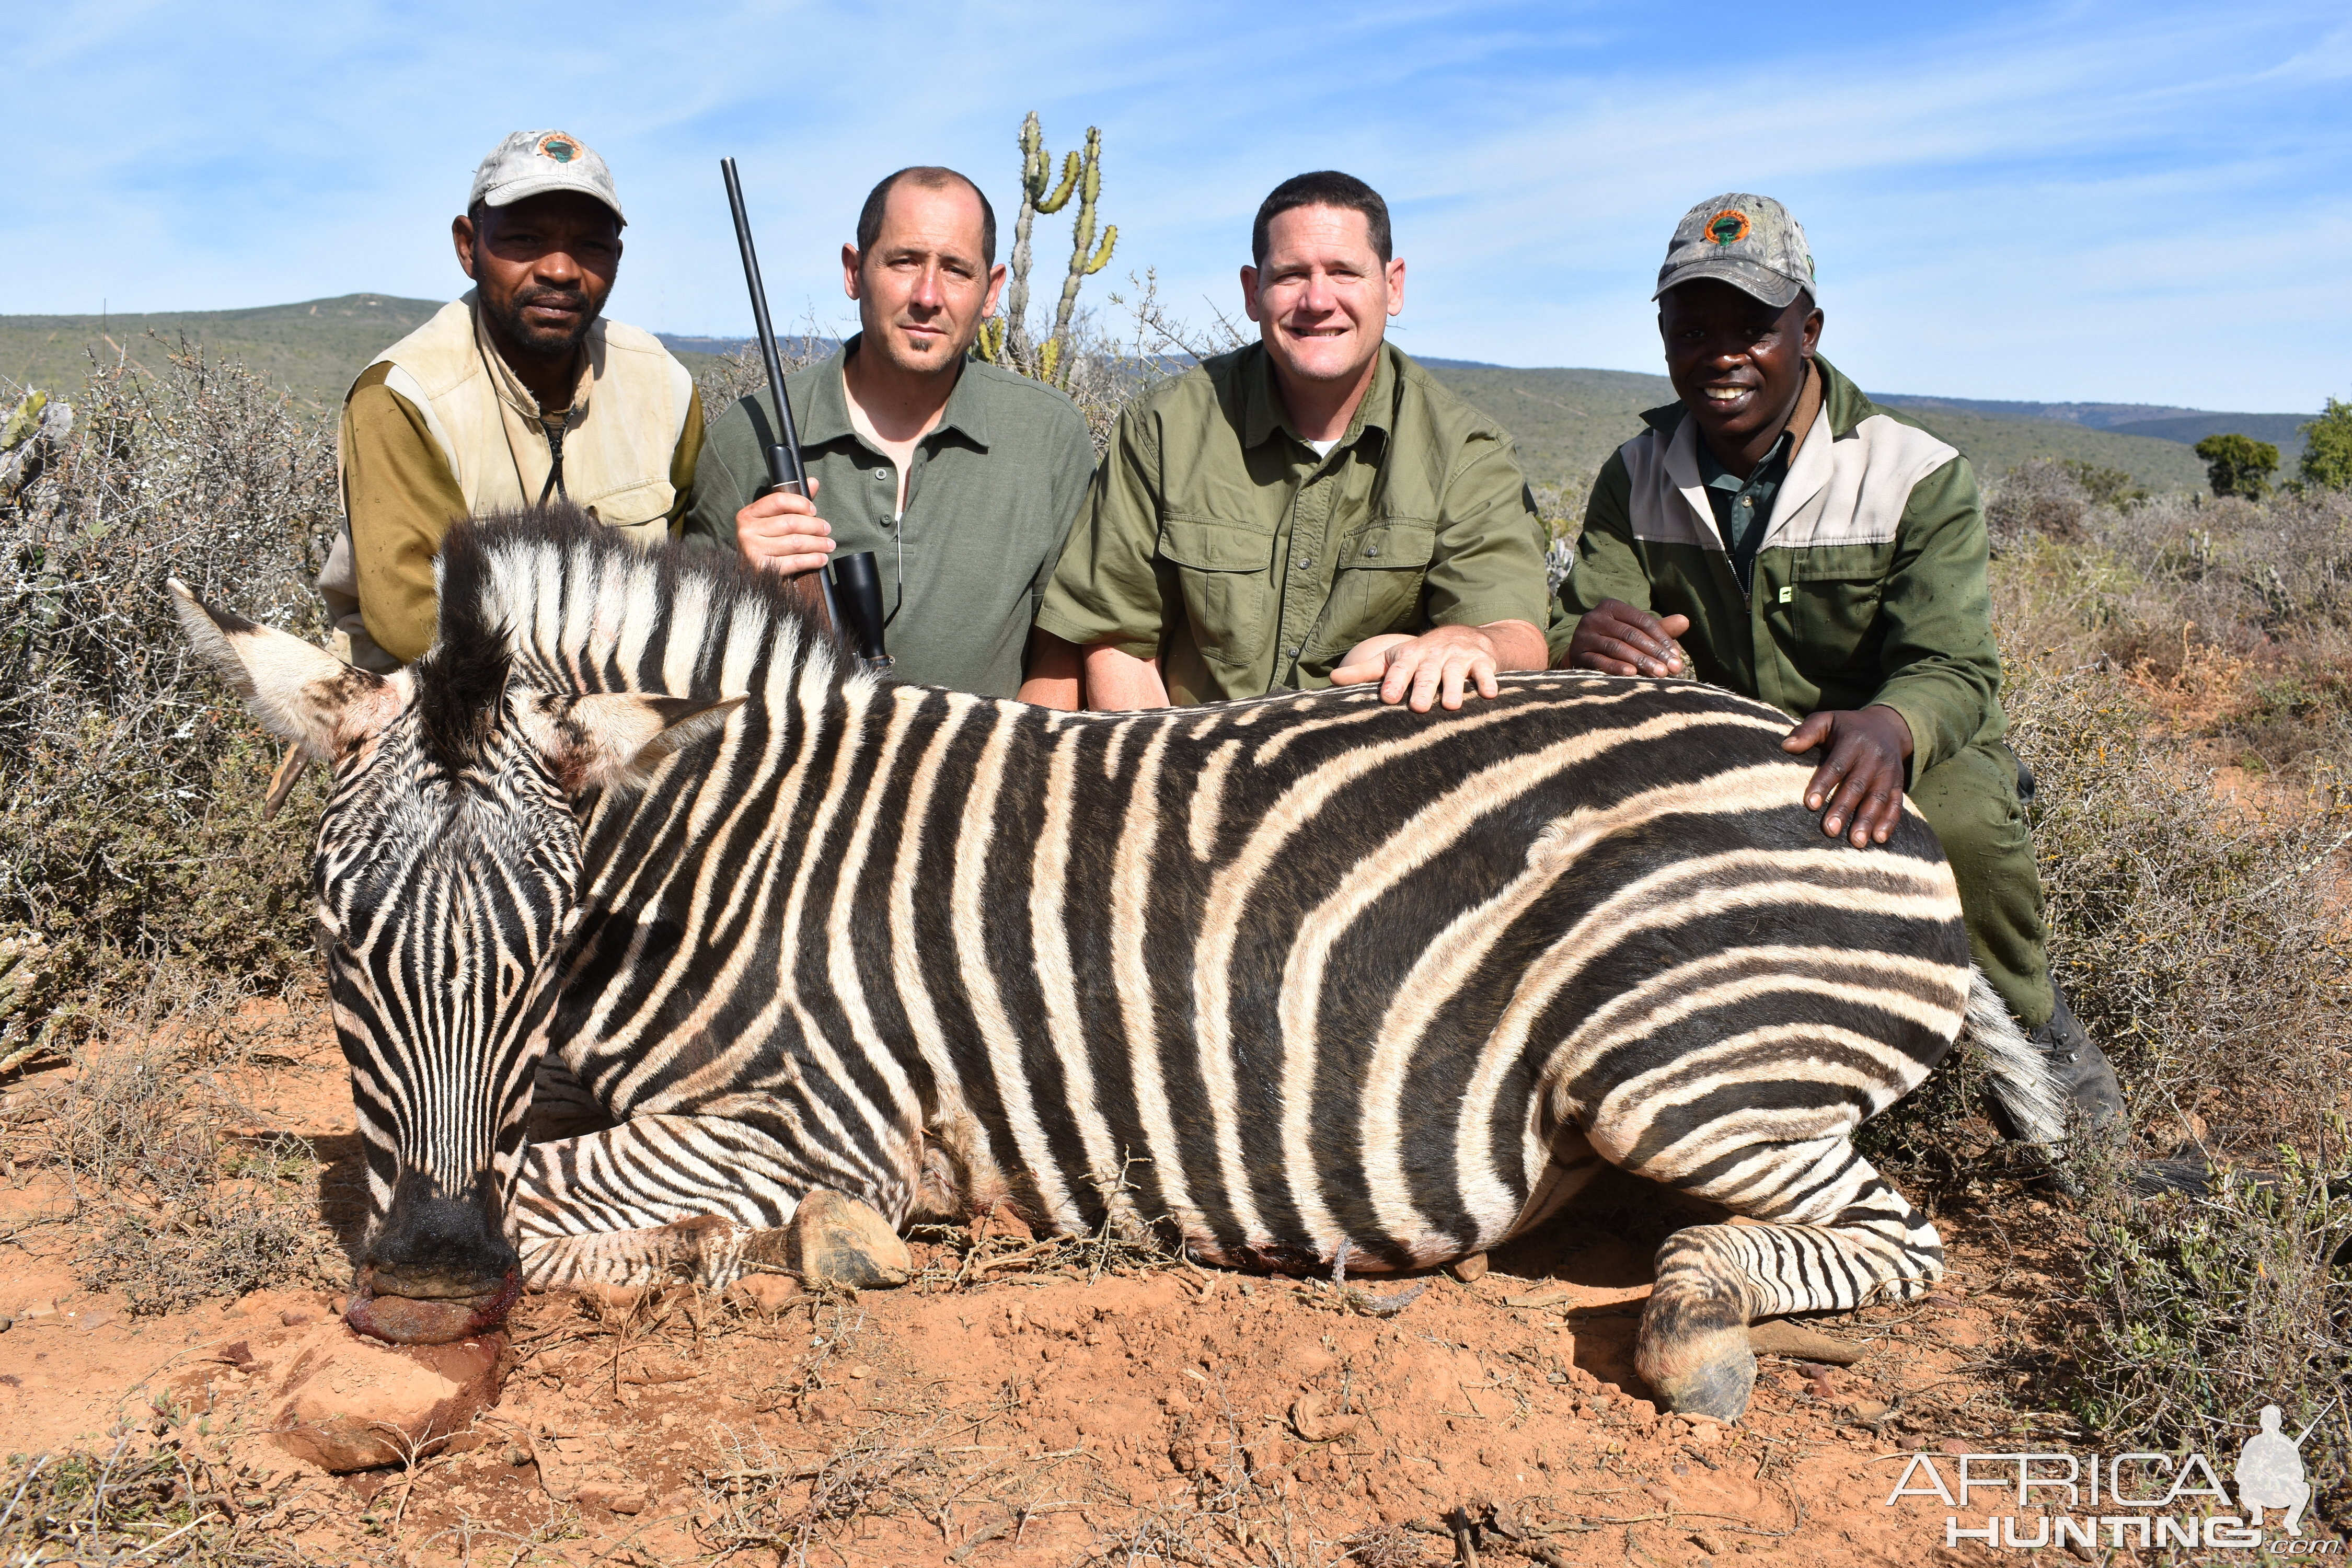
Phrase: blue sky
[{"left": 10, "top": 2, "right": 2348, "bottom": 410}]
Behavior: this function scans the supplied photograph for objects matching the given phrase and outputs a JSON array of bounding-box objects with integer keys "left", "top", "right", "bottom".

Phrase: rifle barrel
[{"left": 720, "top": 156, "right": 843, "bottom": 636}]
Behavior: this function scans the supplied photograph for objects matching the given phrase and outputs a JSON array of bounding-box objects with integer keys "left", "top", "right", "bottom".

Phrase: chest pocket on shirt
[
  {"left": 1158, "top": 516, "right": 1278, "bottom": 668},
  {"left": 1783, "top": 545, "right": 1893, "bottom": 677},
  {"left": 576, "top": 478, "right": 679, "bottom": 533},
  {"left": 1313, "top": 519, "right": 1438, "bottom": 650}
]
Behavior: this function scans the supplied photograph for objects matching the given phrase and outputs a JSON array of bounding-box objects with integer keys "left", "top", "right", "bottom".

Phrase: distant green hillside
[
  {"left": 0, "top": 295, "right": 448, "bottom": 409},
  {"left": 2103, "top": 412, "right": 2309, "bottom": 465},
  {"left": 1874, "top": 394, "right": 2309, "bottom": 468},
  {"left": 0, "top": 295, "right": 751, "bottom": 412},
  {"left": 1422, "top": 365, "right": 2212, "bottom": 495}
]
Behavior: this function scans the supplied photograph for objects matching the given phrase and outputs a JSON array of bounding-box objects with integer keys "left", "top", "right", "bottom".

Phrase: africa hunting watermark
[{"left": 1881, "top": 1403, "right": 2337, "bottom": 1553}]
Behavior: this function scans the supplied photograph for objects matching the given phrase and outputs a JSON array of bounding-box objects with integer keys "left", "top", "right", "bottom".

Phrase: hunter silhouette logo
[
  {"left": 1708, "top": 210, "right": 1751, "bottom": 246},
  {"left": 2236, "top": 1404, "right": 2316, "bottom": 1536},
  {"left": 536, "top": 134, "right": 581, "bottom": 164}
]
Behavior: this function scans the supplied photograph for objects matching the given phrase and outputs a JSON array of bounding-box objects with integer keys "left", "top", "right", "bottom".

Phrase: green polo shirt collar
[
  {"left": 1696, "top": 425, "right": 1794, "bottom": 593},
  {"left": 798, "top": 335, "right": 995, "bottom": 454}
]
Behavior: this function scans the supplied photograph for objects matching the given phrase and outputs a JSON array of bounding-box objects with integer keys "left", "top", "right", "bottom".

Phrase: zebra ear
[
  {"left": 518, "top": 691, "right": 745, "bottom": 796},
  {"left": 168, "top": 579, "right": 406, "bottom": 762}
]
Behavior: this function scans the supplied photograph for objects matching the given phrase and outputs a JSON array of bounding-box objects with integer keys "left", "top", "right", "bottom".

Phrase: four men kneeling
[{"left": 331, "top": 131, "right": 2123, "bottom": 1135}]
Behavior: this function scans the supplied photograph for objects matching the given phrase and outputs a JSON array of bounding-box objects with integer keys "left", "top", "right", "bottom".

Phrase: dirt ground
[{"left": 0, "top": 1019, "right": 2192, "bottom": 1568}]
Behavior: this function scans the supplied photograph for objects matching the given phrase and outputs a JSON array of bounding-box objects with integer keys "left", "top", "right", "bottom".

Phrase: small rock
[
  {"left": 1843, "top": 1398, "right": 1892, "bottom": 1424},
  {"left": 280, "top": 1309, "right": 316, "bottom": 1327},
  {"left": 785, "top": 1191, "right": 911, "bottom": 1288},
  {"left": 505, "top": 1444, "right": 534, "bottom": 1467},
  {"left": 1691, "top": 1530, "right": 1725, "bottom": 1555},
  {"left": 1936, "top": 1438, "right": 1974, "bottom": 1456},
  {"left": 725, "top": 1273, "right": 801, "bottom": 1315},
  {"left": 267, "top": 1323, "right": 506, "bottom": 1473},
  {"left": 804, "top": 1389, "right": 855, "bottom": 1425},
  {"left": 0, "top": 1316, "right": 11, "bottom": 1334},
  {"left": 1243, "top": 1435, "right": 1289, "bottom": 1477},
  {"left": 577, "top": 1482, "right": 647, "bottom": 1515},
  {"left": 846, "top": 1363, "right": 870, "bottom": 1380},
  {"left": 1446, "top": 1252, "right": 1489, "bottom": 1283},
  {"left": 1289, "top": 1393, "right": 1363, "bottom": 1444}
]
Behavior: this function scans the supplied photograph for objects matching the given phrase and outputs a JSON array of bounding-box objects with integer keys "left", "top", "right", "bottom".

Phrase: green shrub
[
  {"left": 1, "top": 341, "right": 333, "bottom": 1055},
  {"left": 2301, "top": 397, "right": 2352, "bottom": 493},
  {"left": 2195, "top": 432, "right": 2280, "bottom": 500},
  {"left": 2073, "top": 1151, "right": 2351, "bottom": 1525}
]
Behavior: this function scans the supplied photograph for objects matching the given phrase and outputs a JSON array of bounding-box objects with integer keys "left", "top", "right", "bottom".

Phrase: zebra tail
[{"left": 1958, "top": 966, "right": 2066, "bottom": 1146}]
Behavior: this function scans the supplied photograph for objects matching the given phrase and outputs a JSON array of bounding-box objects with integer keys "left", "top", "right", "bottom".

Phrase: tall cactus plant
[{"left": 976, "top": 111, "right": 1116, "bottom": 393}]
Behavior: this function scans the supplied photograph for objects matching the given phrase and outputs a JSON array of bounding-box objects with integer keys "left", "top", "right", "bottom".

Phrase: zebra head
[{"left": 169, "top": 567, "right": 735, "bottom": 1344}]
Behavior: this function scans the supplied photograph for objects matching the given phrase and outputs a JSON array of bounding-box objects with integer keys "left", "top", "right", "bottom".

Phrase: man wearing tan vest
[{"left": 321, "top": 130, "right": 703, "bottom": 670}]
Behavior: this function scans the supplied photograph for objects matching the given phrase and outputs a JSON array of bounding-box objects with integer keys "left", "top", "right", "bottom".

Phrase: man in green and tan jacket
[
  {"left": 1554, "top": 192, "right": 2122, "bottom": 1136},
  {"left": 320, "top": 130, "right": 702, "bottom": 670},
  {"left": 1037, "top": 170, "right": 1550, "bottom": 713}
]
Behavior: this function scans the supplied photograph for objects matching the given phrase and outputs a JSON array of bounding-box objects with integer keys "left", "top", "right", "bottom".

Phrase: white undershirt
[{"left": 1307, "top": 437, "right": 1339, "bottom": 458}]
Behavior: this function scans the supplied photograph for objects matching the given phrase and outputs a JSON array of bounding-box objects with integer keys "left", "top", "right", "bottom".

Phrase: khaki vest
[{"left": 321, "top": 292, "right": 693, "bottom": 668}]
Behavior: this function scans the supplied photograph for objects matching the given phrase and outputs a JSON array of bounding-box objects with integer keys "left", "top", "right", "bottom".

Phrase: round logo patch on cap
[
  {"left": 1707, "top": 210, "right": 1751, "bottom": 246},
  {"left": 535, "top": 133, "right": 582, "bottom": 165}
]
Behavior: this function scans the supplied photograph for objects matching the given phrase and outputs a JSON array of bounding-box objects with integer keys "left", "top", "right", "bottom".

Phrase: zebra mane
[{"left": 423, "top": 508, "right": 838, "bottom": 755}]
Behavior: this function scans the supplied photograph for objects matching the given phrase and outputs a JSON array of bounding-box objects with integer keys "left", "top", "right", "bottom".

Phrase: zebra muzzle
[{"left": 343, "top": 1266, "right": 521, "bottom": 1346}]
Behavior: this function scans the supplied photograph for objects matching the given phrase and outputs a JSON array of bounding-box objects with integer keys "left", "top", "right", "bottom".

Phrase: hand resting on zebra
[{"left": 171, "top": 507, "right": 2068, "bottom": 1424}]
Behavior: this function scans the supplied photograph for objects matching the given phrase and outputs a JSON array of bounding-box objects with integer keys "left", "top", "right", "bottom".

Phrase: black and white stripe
[{"left": 183, "top": 508, "right": 2060, "bottom": 1403}]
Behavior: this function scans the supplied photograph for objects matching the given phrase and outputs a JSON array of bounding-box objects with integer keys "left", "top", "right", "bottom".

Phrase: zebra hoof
[
  {"left": 1640, "top": 1342, "right": 1756, "bottom": 1423},
  {"left": 785, "top": 1190, "right": 912, "bottom": 1289},
  {"left": 1636, "top": 1290, "right": 1756, "bottom": 1423}
]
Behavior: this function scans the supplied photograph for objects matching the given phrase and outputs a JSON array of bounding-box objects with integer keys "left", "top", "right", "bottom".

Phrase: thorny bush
[
  {"left": 1, "top": 341, "right": 335, "bottom": 1058},
  {"left": 1865, "top": 462, "right": 2352, "bottom": 1519}
]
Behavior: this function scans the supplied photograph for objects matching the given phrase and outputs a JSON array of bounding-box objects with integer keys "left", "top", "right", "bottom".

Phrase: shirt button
[
  {"left": 874, "top": 468, "right": 890, "bottom": 480},
  {"left": 1365, "top": 545, "right": 1380, "bottom": 557},
  {"left": 1286, "top": 647, "right": 1301, "bottom": 659}
]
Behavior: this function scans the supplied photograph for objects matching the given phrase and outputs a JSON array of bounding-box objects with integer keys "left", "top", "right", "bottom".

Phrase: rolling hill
[
  {"left": 0, "top": 297, "right": 2303, "bottom": 494},
  {"left": 1417, "top": 365, "right": 2216, "bottom": 495},
  {"left": 0, "top": 295, "right": 446, "bottom": 410}
]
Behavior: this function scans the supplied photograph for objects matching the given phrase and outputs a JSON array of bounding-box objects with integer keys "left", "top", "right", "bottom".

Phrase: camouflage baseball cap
[
  {"left": 1654, "top": 193, "right": 1813, "bottom": 308},
  {"left": 468, "top": 130, "right": 626, "bottom": 225}
]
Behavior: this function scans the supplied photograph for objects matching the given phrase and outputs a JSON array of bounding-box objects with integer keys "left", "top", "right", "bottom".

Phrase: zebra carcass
[{"left": 171, "top": 509, "right": 2058, "bottom": 1422}]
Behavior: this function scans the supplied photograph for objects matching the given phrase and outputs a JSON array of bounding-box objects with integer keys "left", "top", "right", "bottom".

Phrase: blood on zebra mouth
[{"left": 342, "top": 1267, "right": 520, "bottom": 1346}]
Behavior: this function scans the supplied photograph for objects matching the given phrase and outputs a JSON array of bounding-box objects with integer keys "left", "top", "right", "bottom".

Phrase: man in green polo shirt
[
  {"left": 1035, "top": 170, "right": 1549, "bottom": 713},
  {"left": 684, "top": 166, "right": 1094, "bottom": 699},
  {"left": 1552, "top": 191, "right": 2123, "bottom": 1138}
]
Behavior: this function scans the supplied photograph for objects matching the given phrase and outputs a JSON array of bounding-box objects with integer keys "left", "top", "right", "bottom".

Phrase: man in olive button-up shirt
[
  {"left": 683, "top": 165, "right": 1094, "bottom": 699},
  {"left": 1036, "top": 171, "right": 1549, "bottom": 711}
]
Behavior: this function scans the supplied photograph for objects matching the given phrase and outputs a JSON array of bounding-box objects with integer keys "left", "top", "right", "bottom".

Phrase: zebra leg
[
  {"left": 506, "top": 1112, "right": 893, "bottom": 1290},
  {"left": 1630, "top": 1134, "right": 1941, "bottom": 1422},
  {"left": 523, "top": 1213, "right": 785, "bottom": 1290}
]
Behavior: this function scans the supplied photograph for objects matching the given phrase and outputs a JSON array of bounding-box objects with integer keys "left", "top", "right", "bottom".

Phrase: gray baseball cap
[
  {"left": 468, "top": 130, "right": 626, "bottom": 225},
  {"left": 1654, "top": 193, "right": 1814, "bottom": 308}
]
